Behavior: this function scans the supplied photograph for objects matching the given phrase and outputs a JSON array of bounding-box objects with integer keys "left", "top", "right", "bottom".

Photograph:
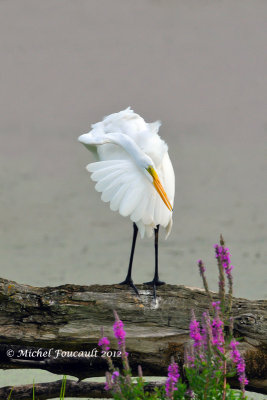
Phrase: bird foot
[
  {"left": 118, "top": 278, "right": 139, "bottom": 296},
  {"left": 143, "top": 279, "right": 165, "bottom": 286}
]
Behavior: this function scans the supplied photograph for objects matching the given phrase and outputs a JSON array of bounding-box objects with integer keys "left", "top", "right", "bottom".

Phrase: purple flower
[
  {"left": 113, "top": 311, "right": 129, "bottom": 368},
  {"left": 198, "top": 259, "right": 205, "bottom": 274},
  {"left": 165, "top": 359, "right": 180, "bottom": 399},
  {"left": 112, "top": 371, "right": 120, "bottom": 381},
  {"left": 98, "top": 336, "right": 110, "bottom": 351},
  {"left": 209, "top": 302, "right": 225, "bottom": 355},
  {"left": 113, "top": 320, "right": 126, "bottom": 348},
  {"left": 230, "top": 340, "right": 239, "bottom": 363},
  {"left": 214, "top": 244, "right": 234, "bottom": 276},
  {"left": 190, "top": 313, "right": 203, "bottom": 348},
  {"left": 211, "top": 315, "right": 224, "bottom": 354},
  {"left": 184, "top": 342, "right": 195, "bottom": 367},
  {"left": 104, "top": 370, "right": 120, "bottom": 391},
  {"left": 212, "top": 301, "right": 221, "bottom": 311},
  {"left": 185, "top": 353, "right": 195, "bottom": 367},
  {"left": 230, "top": 340, "right": 249, "bottom": 392},
  {"left": 201, "top": 312, "right": 212, "bottom": 355},
  {"left": 198, "top": 259, "right": 210, "bottom": 296}
]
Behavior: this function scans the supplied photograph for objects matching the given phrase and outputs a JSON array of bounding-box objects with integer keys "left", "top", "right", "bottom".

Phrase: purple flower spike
[
  {"left": 113, "top": 319, "right": 126, "bottom": 348},
  {"left": 165, "top": 358, "right": 180, "bottom": 399},
  {"left": 201, "top": 312, "right": 212, "bottom": 355},
  {"left": 214, "top": 244, "right": 234, "bottom": 276},
  {"left": 112, "top": 371, "right": 120, "bottom": 380},
  {"left": 211, "top": 315, "right": 225, "bottom": 354},
  {"left": 98, "top": 336, "right": 110, "bottom": 351},
  {"left": 104, "top": 370, "right": 120, "bottom": 391},
  {"left": 230, "top": 340, "right": 249, "bottom": 393},
  {"left": 198, "top": 259, "right": 205, "bottom": 273},
  {"left": 113, "top": 311, "right": 129, "bottom": 370},
  {"left": 190, "top": 312, "right": 203, "bottom": 348},
  {"left": 212, "top": 301, "right": 221, "bottom": 311},
  {"left": 184, "top": 342, "right": 196, "bottom": 367}
]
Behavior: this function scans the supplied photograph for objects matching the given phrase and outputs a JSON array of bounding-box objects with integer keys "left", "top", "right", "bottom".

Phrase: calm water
[{"left": 0, "top": 0, "right": 266, "bottom": 396}]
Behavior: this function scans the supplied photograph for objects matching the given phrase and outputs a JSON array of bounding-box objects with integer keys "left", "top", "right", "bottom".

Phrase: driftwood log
[
  {"left": 0, "top": 379, "right": 163, "bottom": 399},
  {"left": 0, "top": 277, "right": 267, "bottom": 396}
]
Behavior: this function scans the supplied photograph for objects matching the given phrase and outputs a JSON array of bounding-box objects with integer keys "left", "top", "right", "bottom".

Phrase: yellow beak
[{"left": 147, "top": 166, "right": 173, "bottom": 211}]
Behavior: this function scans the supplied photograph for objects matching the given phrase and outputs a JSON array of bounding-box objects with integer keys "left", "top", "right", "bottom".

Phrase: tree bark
[
  {"left": 0, "top": 277, "right": 266, "bottom": 394},
  {"left": 0, "top": 379, "right": 165, "bottom": 400},
  {"left": 0, "top": 380, "right": 111, "bottom": 400},
  {"left": 0, "top": 379, "right": 158, "bottom": 399}
]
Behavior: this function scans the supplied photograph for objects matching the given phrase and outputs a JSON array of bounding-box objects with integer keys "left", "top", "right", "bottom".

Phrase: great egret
[{"left": 78, "top": 108, "right": 175, "bottom": 297}]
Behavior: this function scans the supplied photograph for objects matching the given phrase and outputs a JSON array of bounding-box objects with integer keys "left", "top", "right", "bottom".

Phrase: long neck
[{"left": 106, "top": 132, "right": 153, "bottom": 169}]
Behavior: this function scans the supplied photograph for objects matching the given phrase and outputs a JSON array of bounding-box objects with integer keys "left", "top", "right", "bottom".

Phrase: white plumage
[{"left": 78, "top": 107, "right": 175, "bottom": 239}]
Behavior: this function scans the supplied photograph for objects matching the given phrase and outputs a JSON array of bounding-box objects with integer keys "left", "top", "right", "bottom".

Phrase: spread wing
[
  {"left": 80, "top": 128, "right": 173, "bottom": 237},
  {"left": 86, "top": 160, "right": 157, "bottom": 225},
  {"left": 86, "top": 159, "right": 172, "bottom": 238}
]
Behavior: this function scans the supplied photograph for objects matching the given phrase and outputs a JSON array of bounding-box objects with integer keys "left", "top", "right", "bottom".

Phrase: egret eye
[{"left": 144, "top": 167, "right": 153, "bottom": 182}]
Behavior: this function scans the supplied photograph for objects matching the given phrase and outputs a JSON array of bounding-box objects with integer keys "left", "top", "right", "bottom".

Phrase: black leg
[
  {"left": 119, "top": 223, "right": 139, "bottom": 295},
  {"left": 143, "top": 225, "right": 165, "bottom": 286}
]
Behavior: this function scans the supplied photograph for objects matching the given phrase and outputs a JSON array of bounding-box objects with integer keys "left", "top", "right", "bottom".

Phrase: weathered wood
[
  {"left": 0, "top": 379, "right": 164, "bottom": 400},
  {"left": 0, "top": 379, "right": 110, "bottom": 399},
  {"left": 0, "top": 277, "right": 267, "bottom": 393},
  {"left": 0, "top": 379, "right": 110, "bottom": 400},
  {"left": 1, "top": 378, "right": 267, "bottom": 400}
]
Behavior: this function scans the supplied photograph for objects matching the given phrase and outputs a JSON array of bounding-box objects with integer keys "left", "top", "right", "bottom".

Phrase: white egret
[{"left": 78, "top": 108, "right": 175, "bottom": 296}]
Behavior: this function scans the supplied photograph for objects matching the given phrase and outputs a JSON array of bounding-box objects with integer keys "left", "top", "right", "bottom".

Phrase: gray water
[{"left": 0, "top": 0, "right": 266, "bottom": 397}]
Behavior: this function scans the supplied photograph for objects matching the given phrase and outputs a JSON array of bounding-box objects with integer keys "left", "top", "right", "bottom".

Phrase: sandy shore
[{"left": 0, "top": 0, "right": 266, "bottom": 395}]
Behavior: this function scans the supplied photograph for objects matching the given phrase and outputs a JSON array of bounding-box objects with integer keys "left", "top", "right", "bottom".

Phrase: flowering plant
[{"left": 98, "top": 238, "right": 248, "bottom": 399}]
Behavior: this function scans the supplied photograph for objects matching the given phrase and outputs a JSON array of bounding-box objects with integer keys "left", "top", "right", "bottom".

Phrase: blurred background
[{"left": 0, "top": 0, "right": 266, "bottom": 394}]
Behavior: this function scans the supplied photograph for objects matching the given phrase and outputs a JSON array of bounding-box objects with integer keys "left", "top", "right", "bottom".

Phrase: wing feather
[
  {"left": 110, "top": 183, "right": 130, "bottom": 211},
  {"left": 118, "top": 179, "right": 145, "bottom": 217},
  {"left": 88, "top": 161, "right": 125, "bottom": 181},
  {"left": 142, "top": 192, "right": 155, "bottom": 225},
  {"left": 86, "top": 157, "right": 173, "bottom": 237},
  {"left": 86, "top": 159, "right": 154, "bottom": 220},
  {"left": 100, "top": 176, "right": 125, "bottom": 202},
  {"left": 130, "top": 194, "right": 148, "bottom": 223},
  {"left": 95, "top": 170, "right": 122, "bottom": 192}
]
